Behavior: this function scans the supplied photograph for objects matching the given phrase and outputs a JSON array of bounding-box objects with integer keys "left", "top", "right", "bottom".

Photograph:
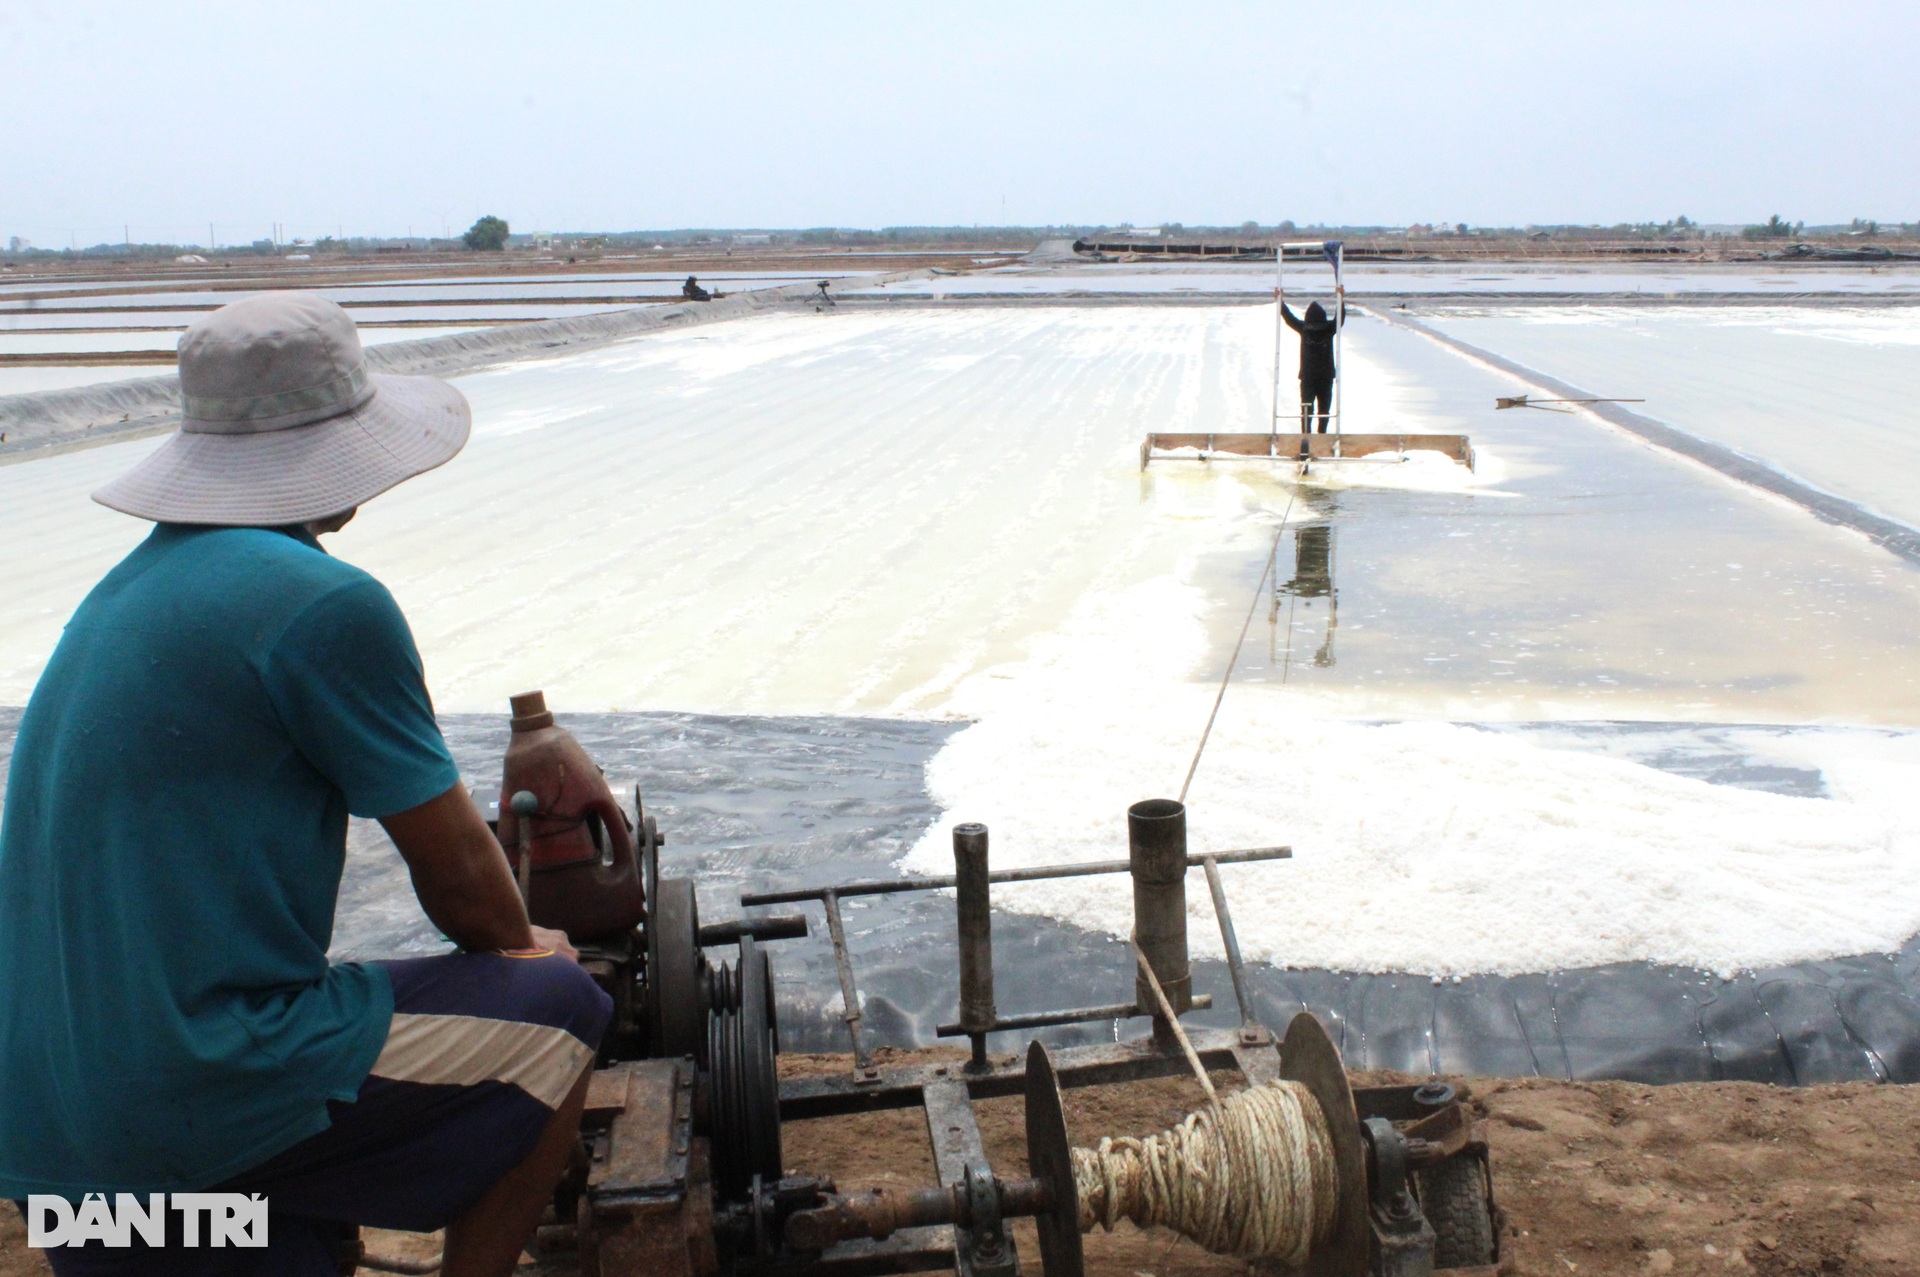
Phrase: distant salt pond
[
  {"left": 1418, "top": 305, "right": 1920, "bottom": 530},
  {"left": 0, "top": 327, "right": 487, "bottom": 396},
  {"left": 846, "top": 262, "right": 1920, "bottom": 296}
]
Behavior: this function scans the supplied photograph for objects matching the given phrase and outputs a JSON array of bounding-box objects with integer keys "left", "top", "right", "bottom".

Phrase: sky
[{"left": 2, "top": 1, "right": 1915, "bottom": 246}]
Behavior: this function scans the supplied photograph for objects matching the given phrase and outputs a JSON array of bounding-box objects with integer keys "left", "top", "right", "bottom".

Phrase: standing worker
[
  {"left": 1281, "top": 297, "right": 1346, "bottom": 433},
  {"left": 0, "top": 293, "right": 611, "bottom": 1277}
]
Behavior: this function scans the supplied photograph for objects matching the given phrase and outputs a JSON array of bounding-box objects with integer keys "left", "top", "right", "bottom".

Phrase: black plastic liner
[
  {"left": 5, "top": 708, "right": 1918, "bottom": 1086},
  {"left": 427, "top": 712, "right": 1920, "bottom": 1087}
]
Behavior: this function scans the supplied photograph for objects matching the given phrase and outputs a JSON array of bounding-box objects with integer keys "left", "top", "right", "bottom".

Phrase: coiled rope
[{"left": 1070, "top": 1078, "right": 1338, "bottom": 1266}]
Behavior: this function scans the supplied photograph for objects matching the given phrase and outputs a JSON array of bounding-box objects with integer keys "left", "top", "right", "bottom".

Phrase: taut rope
[{"left": 1178, "top": 492, "right": 1297, "bottom": 804}]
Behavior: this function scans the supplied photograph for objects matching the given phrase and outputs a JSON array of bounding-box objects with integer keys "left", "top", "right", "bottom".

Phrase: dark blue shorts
[{"left": 38, "top": 951, "right": 612, "bottom": 1277}]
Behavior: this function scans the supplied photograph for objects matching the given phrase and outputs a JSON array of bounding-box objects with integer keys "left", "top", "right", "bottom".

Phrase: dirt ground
[
  {"left": 780, "top": 1050, "right": 1920, "bottom": 1277},
  {"left": 4, "top": 1048, "right": 1918, "bottom": 1277}
]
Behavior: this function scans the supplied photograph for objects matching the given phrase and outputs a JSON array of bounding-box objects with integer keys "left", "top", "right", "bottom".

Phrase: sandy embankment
[{"left": 12, "top": 1048, "right": 1914, "bottom": 1277}]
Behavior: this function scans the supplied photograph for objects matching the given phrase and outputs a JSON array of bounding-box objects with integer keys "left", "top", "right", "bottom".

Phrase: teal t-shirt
[{"left": 0, "top": 524, "right": 460, "bottom": 1197}]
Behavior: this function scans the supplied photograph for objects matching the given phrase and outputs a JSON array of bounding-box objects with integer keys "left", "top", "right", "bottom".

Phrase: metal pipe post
[
  {"left": 1202, "top": 856, "right": 1257, "bottom": 1030},
  {"left": 1128, "top": 799, "right": 1192, "bottom": 1046},
  {"left": 821, "top": 890, "right": 875, "bottom": 1075},
  {"left": 953, "top": 822, "right": 996, "bottom": 1070}
]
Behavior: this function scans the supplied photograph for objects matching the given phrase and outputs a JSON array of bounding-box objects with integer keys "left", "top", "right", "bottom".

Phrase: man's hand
[
  {"left": 510, "top": 925, "right": 580, "bottom": 963},
  {"left": 381, "top": 784, "right": 554, "bottom": 958}
]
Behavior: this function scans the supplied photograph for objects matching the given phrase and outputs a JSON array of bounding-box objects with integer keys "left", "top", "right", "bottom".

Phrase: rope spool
[{"left": 1070, "top": 1078, "right": 1338, "bottom": 1267}]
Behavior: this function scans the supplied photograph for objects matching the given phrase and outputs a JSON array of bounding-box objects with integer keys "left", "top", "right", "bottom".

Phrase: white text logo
[{"left": 26, "top": 1194, "right": 268, "bottom": 1248}]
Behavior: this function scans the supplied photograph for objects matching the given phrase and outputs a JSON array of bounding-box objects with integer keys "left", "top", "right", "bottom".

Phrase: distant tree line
[{"left": 1742, "top": 214, "right": 1802, "bottom": 240}]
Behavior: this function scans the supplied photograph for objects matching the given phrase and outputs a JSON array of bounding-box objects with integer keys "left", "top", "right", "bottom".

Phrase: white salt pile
[{"left": 901, "top": 571, "right": 1920, "bottom": 976}]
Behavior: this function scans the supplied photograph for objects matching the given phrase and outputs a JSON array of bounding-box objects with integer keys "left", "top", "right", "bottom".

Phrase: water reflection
[{"left": 1273, "top": 521, "right": 1337, "bottom": 673}]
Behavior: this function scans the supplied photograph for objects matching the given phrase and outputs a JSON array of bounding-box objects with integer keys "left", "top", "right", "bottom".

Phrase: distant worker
[
  {"left": 682, "top": 274, "right": 712, "bottom": 302},
  {"left": 1281, "top": 298, "right": 1346, "bottom": 433}
]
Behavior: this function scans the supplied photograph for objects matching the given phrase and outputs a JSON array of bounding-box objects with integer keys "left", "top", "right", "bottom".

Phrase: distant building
[
  {"left": 732, "top": 233, "right": 772, "bottom": 245},
  {"left": 6, "top": 236, "right": 28, "bottom": 253}
]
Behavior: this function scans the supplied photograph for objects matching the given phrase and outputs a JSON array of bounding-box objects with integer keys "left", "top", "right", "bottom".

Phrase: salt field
[
  {"left": 13, "top": 305, "right": 1920, "bottom": 721},
  {"left": 0, "top": 309, "right": 235, "bottom": 332},
  {"left": 848, "top": 262, "right": 1920, "bottom": 297},
  {"left": 1418, "top": 305, "right": 1920, "bottom": 529},
  {"left": 0, "top": 270, "right": 880, "bottom": 305},
  {"left": 5, "top": 275, "right": 1920, "bottom": 1075},
  {"left": 0, "top": 366, "right": 163, "bottom": 395},
  {"left": 1, "top": 301, "right": 633, "bottom": 329},
  {"left": 0, "top": 325, "right": 483, "bottom": 354},
  {"left": 0, "top": 271, "right": 877, "bottom": 297},
  {"left": 0, "top": 325, "right": 487, "bottom": 396},
  {"left": 0, "top": 266, "right": 891, "bottom": 391}
]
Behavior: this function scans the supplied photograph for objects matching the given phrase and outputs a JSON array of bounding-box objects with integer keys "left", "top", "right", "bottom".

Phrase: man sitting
[{"left": 0, "top": 293, "right": 611, "bottom": 1277}]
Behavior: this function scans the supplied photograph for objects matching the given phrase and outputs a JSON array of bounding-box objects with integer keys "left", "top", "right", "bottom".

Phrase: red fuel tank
[{"left": 496, "top": 690, "right": 647, "bottom": 942}]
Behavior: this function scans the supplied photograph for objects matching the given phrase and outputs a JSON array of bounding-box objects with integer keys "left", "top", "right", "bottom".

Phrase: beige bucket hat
[{"left": 93, "top": 292, "right": 471, "bottom": 525}]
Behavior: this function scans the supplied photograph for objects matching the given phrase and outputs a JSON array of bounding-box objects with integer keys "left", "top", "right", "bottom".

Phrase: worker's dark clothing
[
  {"left": 682, "top": 275, "right": 712, "bottom": 302},
  {"left": 1283, "top": 299, "right": 1344, "bottom": 378},
  {"left": 1299, "top": 378, "right": 1334, "bottom": 436},
  {"left": 1283, "top": 300, "right": 1345, "bottom": 433}
]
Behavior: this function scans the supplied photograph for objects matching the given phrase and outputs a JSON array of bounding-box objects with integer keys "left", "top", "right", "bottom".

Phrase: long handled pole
[
  {"left": 1270, "top": 242, "right": 1285, "bottom": 444},
  {"left": 1331, "top": 241, "right": 1345, "bottom": 439}
]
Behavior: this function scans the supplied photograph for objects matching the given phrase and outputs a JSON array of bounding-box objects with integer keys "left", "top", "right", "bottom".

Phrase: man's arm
[
  {"left": 1280, "top": 301, "right": 1302, "bottom": 332},
  {"left": 380, "top": 784, "right": 576, "bottom": 959}
]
